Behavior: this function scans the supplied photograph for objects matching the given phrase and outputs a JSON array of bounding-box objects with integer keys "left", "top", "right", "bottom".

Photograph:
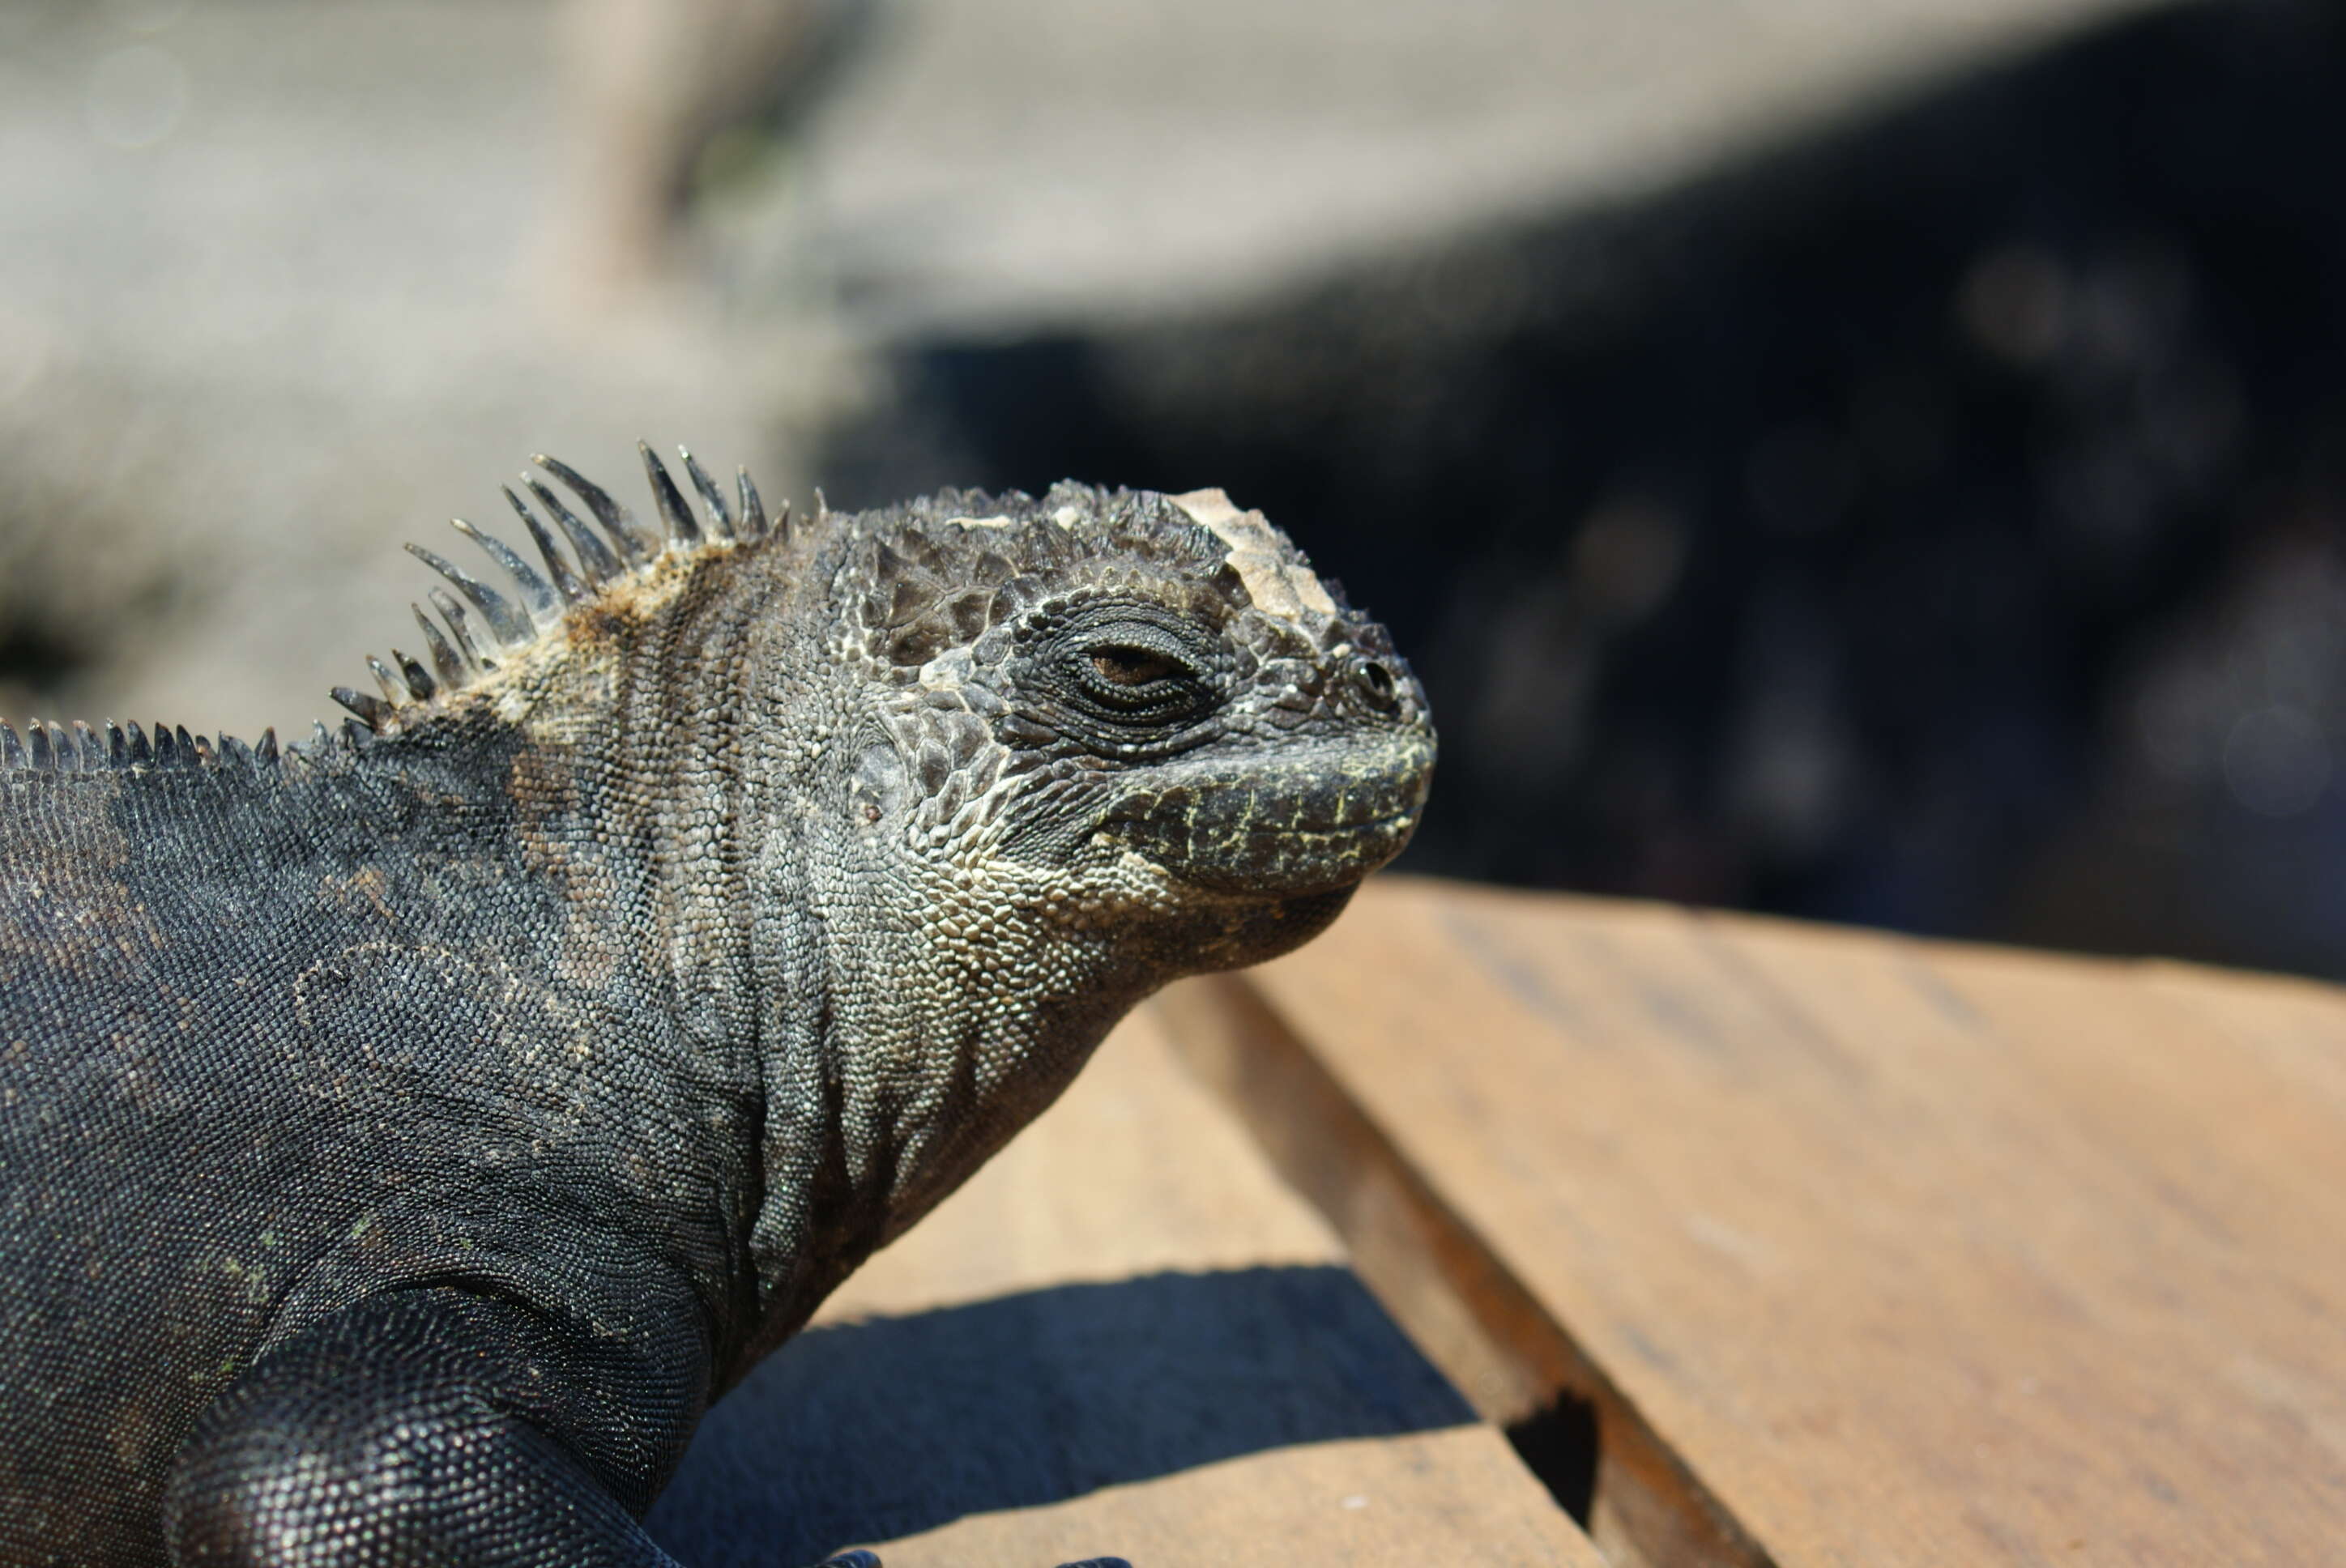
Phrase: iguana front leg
[
  {"left": 160, "top": 1288, "right": 1137, "bottom": 1568},
  {"left": 163, "top": 1286, "right": 704, "bottom": 1566}
]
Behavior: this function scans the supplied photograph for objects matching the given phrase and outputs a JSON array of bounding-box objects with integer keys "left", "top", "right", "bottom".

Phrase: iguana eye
[
  {"left": 1068, "top": 634, "right": 1206, "bottom": 722},
  {"left": 1027, "top": 606, "right": 1223, "bottom": 736},
  {"left": 1020, "top": 599, "right": 1225, "bottom": 741},
  {"left": 1090, "top": 646, "right": 1179, "bottom": 687}
]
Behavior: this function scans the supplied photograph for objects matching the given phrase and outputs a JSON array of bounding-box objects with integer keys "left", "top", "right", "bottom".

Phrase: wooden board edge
[{"left": 1150, "top": 973, "right": 1780, "bottom": 1568}]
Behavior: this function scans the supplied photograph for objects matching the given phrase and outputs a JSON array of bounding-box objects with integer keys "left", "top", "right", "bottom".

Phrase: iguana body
[{"left": 0, "top": 450, "right": 1434, "bottom": 1566}]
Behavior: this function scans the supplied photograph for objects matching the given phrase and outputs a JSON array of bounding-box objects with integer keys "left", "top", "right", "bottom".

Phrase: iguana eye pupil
[{"left": 1090, "top": 646, "right": 1177, "bottom": 686}]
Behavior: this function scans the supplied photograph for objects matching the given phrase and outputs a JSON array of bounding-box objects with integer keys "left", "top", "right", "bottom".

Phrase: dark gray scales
[{"left": 0, "top": 445, "right": 1435, "bottom": 1566}]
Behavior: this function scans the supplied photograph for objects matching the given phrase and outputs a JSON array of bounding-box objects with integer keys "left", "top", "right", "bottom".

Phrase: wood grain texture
[
  {"left": 647, "top": 1005, "right": 1600, "bottom": 1568},
  {"left": 1155, "top": 969, "right": 1770, "bottom": 1568},
  {"left": 1228, "top": 876, "right": 2346, "bottom": 1567}
]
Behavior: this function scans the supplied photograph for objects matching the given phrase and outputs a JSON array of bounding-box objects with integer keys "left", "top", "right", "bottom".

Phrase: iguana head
[
  {"left": 820, "top": 479, "right": 1435, "bottom": 978},
  {"left": 335, "top": 448, "right": 1431, "bottom": 1007},
  {"left": 320, "top": 448, "right": 1432, "bottom": 1285}
]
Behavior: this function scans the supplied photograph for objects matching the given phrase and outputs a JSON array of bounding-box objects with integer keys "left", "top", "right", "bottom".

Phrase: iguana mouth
[{"left": 1098, "top": 732, "right": 1435, "bottom": 897}]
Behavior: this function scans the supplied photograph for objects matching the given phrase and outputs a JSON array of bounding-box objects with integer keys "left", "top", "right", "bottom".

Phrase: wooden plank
[
  {"left": 645, "top": 1005, "right": 1601, "bottom": 1568},
  {"left": 1154, "top": 969, "right": 1768, "bottom": 1568},
  {"left": 1210, "top": 876, "right": 2346, "bottom": 1567}
]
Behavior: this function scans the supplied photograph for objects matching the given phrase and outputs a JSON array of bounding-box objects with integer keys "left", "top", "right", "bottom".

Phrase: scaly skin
[{"left": 0, "top": 451, "right": 1435, "bottom": 1566}]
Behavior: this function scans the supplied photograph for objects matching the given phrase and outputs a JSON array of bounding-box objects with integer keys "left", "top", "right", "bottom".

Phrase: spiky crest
[
  {"left": 0, "top": 445, "right": 793, "bottom": 778},
  {"left": 329, "top": 443, "right": 794, "bottom": 735},
  {"left": 0, "top": 714, "right": 279, "bottom": 779}
]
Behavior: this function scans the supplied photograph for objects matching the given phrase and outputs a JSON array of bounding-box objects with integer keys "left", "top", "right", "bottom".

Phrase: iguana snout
[{"left": 1096, "top": 724, "right": 1436, "bottom": 898}]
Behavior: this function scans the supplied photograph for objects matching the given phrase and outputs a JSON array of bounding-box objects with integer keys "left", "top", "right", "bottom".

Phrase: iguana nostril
[{"left": 1350, "top": 655, "right": 1399, "bottom": 713}]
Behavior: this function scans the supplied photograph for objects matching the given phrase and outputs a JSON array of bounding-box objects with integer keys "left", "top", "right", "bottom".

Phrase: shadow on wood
[{"left": 646, "top": 1264, "right": 1477, "bottom": 1566}]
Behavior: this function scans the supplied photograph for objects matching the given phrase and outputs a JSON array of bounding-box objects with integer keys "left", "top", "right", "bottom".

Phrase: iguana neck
[
  {"left": 645, "top": 556, "right": 1160, "bottom": 1369},
  {"left": 360, "top": 545, "right": 786, "bottom": 1361},
  {"left": 732, "top": 834, "right": 1154, "bottom": 1370},
  {"left": 367, "top": 538, "right": 1137, "bottom": 1370}
]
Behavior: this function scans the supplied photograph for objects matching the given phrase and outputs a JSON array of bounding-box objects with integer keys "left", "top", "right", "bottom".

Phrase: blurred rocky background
[{"left": 6, "top": 0, "right": 2346, "bottom": 977}]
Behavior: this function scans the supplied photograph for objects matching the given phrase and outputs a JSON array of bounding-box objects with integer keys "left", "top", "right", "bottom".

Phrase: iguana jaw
[{"left": 1094, "top": 728, "right": 1436, "bottom": 897}]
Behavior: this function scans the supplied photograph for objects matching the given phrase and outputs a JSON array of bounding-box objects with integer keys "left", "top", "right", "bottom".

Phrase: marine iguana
[{"left": 0, "top": 446, "right": 1435, "bottom": 1567}]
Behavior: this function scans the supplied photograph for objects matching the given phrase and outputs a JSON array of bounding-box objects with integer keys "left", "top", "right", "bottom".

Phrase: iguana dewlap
[{"left": 0, "top": 448, "right": 1435, "bottom": 1566}]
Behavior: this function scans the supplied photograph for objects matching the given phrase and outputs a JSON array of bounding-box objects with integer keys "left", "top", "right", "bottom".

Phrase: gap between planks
[{"left": 1151, "top": 972, "right": 1778, "bottom": 1568}]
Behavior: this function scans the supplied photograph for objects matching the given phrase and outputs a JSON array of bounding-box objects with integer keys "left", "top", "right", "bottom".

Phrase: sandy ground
[
  {"left": 796, "top": 0, "right": 2157, "bottom": 331},
  {"left": 0, "top": 2, "right": 838, "bottom": 739},
  {"left": 0, "top": 0, "right": 2149, "bottom": 740}
]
